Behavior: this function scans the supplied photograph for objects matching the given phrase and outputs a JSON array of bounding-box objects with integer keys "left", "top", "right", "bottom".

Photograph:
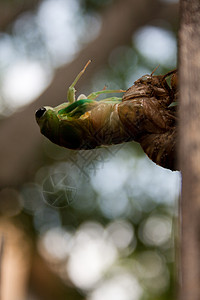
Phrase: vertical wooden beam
[{"left": 179, "top": 0, "right": 200, "bottom": 299}]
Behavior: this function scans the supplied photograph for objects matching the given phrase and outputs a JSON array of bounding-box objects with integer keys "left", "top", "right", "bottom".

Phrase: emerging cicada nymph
[{"left": 35, "top": 61, "right": 178, "bottom": 171}]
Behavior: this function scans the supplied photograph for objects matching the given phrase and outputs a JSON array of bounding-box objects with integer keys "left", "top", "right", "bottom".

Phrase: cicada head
[
  {"left": 35, "top": 104, "right": 92, "bottom": 149},
  {"left": 35, "top": 106, "right": 60, "bottom": 145}
]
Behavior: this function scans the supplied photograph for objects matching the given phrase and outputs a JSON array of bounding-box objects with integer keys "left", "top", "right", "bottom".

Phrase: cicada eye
[{"left": 35, "top": 107, "right": 46, "bottom": 119}]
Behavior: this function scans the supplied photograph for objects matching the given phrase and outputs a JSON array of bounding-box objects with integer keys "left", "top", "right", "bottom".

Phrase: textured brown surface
[
  {"left": 179, "top": 0, "right": 200, "bottom": 298},
  {"left": 119, "top": 70, "right": 178, "bottom": 170}
]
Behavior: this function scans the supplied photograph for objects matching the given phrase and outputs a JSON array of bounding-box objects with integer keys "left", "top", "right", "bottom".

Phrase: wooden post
[{"left": 179, "top": 0, "right": 200, "bottom": 299}]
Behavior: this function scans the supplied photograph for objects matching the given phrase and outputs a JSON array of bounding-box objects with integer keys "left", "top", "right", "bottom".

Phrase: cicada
[{"left": 35, "top": 61, "right": 178, "bottom": 171}]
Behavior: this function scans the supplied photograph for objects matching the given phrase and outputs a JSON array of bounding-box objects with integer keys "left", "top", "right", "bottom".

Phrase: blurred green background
[{"left": 0, "top": 0, "right": 180, "bottom": 299}]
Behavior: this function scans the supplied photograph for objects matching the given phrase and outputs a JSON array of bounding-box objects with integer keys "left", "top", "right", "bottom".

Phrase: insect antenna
[{"left": 151, "top": 65, "right": 160, "bottom": 76}]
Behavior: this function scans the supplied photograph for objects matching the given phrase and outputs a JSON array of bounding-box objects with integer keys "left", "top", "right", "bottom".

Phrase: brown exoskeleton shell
[{"left": 118, "top": 70, "right": 178, "bottom": 170}]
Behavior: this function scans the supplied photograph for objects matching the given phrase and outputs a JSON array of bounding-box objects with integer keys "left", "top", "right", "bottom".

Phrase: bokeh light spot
[{"left": 134, "top": 26, "right": 177, "bottom": 67}]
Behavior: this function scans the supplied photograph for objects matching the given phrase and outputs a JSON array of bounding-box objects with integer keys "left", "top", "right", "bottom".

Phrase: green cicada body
[
  {"left": 36, "top": 98, "right": 130, "bottom": 150},
  {"left": 36, "top": 61, "right": 178, "bottom": 171}
]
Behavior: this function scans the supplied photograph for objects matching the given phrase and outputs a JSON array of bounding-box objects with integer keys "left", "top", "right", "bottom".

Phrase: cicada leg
[
  {"left": 87, "top": 89, "right": 125, "bottom": 100},
  {"left": 67, "top": 60, "right": 91, "bottom": 104},
  {"left": 99, "top": 97, "right": 122, "bottom": 103}
]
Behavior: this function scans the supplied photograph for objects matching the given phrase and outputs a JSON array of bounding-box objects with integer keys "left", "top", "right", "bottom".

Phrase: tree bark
[{"left": 179, "top": 0, "right": 200, "bottom": 299}]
